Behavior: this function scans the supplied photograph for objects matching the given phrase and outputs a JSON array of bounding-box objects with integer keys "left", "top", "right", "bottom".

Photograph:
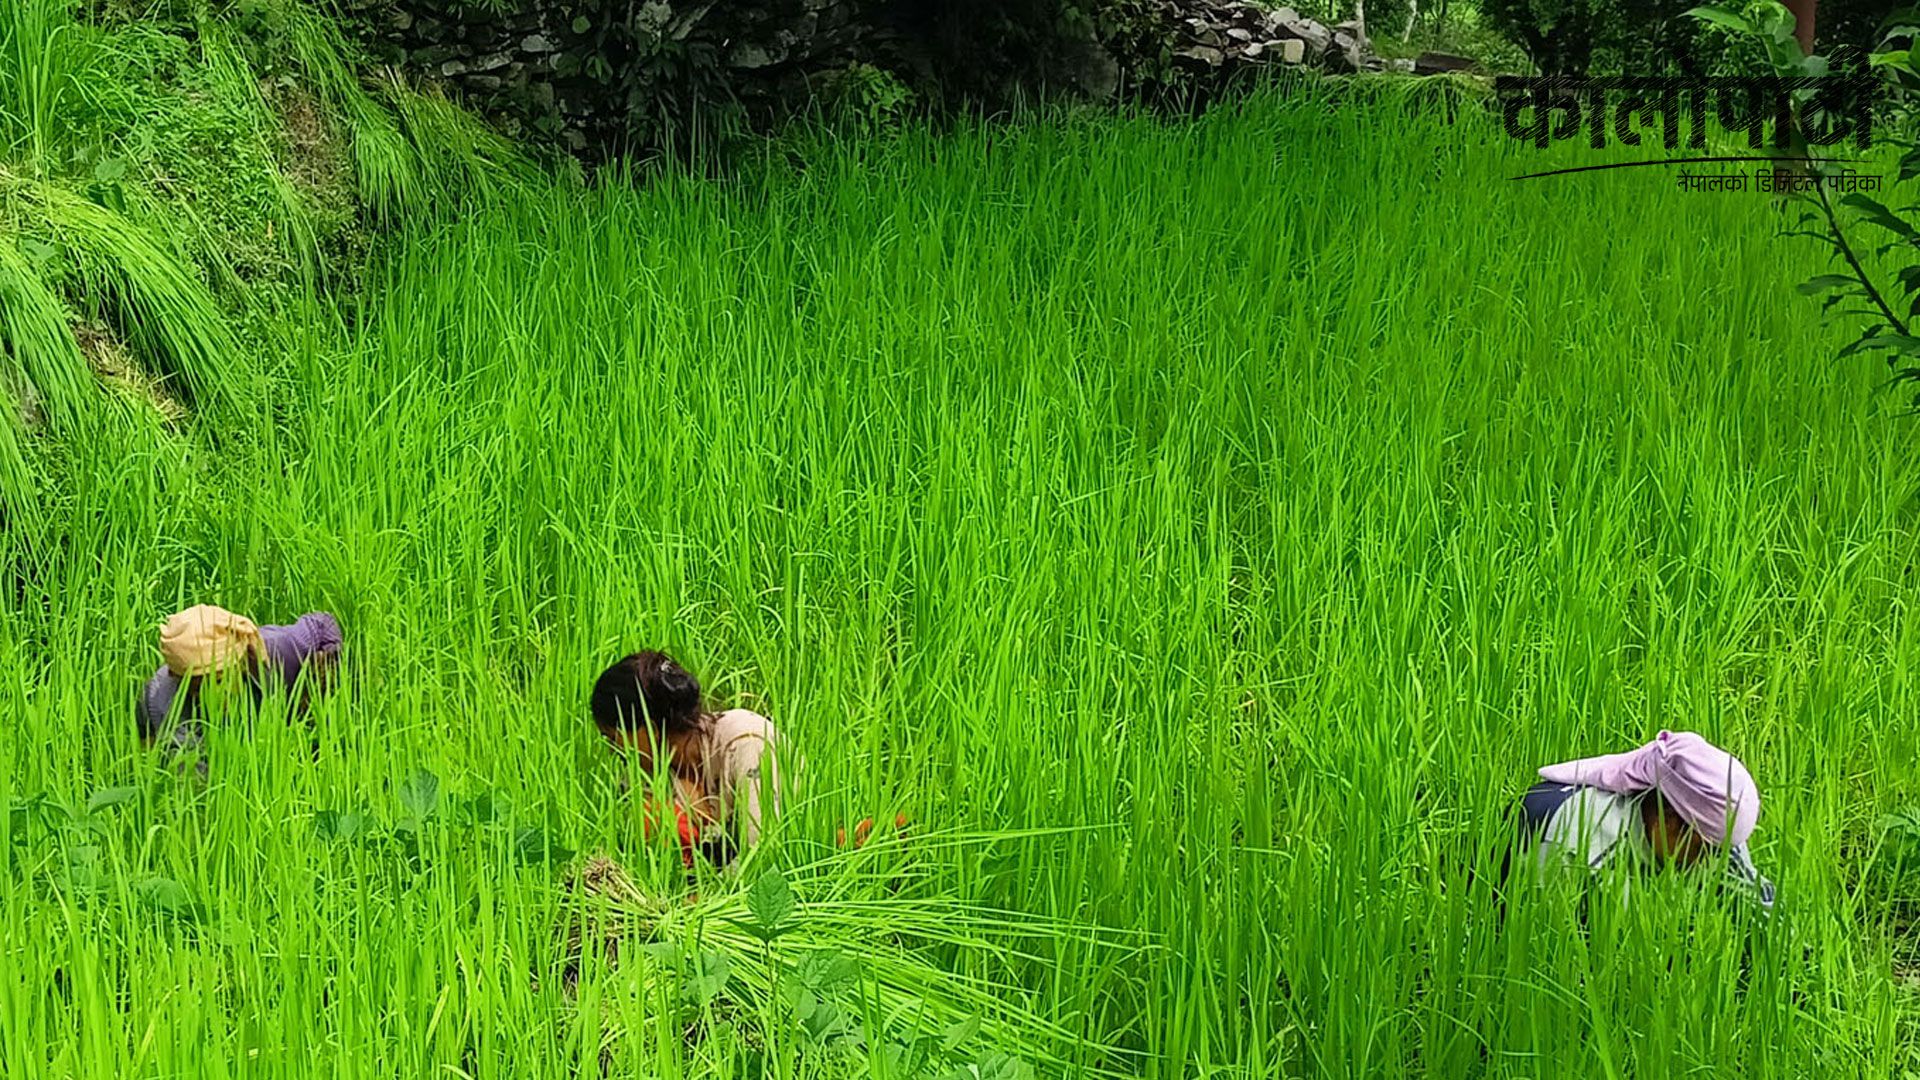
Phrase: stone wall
[
  {"left": 340, "top": 0, "right": 903, "bottom": 156},
  {"left": 338, "top": 0, "right": 1476, "bottom": 160}
]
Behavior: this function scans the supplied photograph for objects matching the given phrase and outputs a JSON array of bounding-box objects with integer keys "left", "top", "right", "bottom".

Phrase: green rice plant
[
  {"left": 284, "top": 7, "right": 423, "bottom": 217},
  {"left": 20, "top": 180, "right": 258, "bottom": 418},
  {"left": 283, "top": 7, "right": 542, "bottom": 219},
  {"left": 189, "top": 19, "right": 324, "bottom": 285},
  {"left": 0, "top": 232, "right": 90, "bottom": 435},
  {"left": 380, "top": 72, "right": 548, "bottom": 200},
  {"left": 558, "top": 857, "right": 1144, "bottom": 1075},
  {"left": 0, "top": 0, "right": 88, "bottom": 171},
  {"left": 3, "top": 77, "right": 1919, "bottom": 1079}
]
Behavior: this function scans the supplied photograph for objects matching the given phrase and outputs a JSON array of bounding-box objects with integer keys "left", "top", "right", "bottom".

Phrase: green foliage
[
  {"left": 1869, "top": 807, "right": 1920, "bottom": 914},
  {"left": 825, "top": 61, "right": 915, "bottom": 134},
  {"left": 0, "top": 0, "right": 547, "bottom": 534},
  {"left": 0, "top": 0, "right": 91, "bottom": 167},
  {"left": 1478, "top": 0, "right": 1605, "bottom": 73},
  {"left": 1692, "top": 4, "right": 1920, "bottom": 403},
  {"left": 1478, "top": 0, "right": 1783, "bottom": 75},
  {"left": 1684, "top": 0, "right": 1811, "bottom": 74}
]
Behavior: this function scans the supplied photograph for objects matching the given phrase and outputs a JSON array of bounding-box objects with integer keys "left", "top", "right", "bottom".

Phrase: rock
[
  {"left": 1275, "top": 39, "right": 1305, "bottom": 63},
  {"left": 521, "top": 33, "right": 557, "bottom": 54},
  {"left": 1274, "top": 17, "right": 1331, "bottom": 55},
  {"left": 1227, "top": 27, "right": 1253, "bottom": 42},
  {"left": 1325, "top": 32, "right": 1364, "bottom": 72},
  {"left": 667, "top": 1, "right": 718, "bottom": 40},
  {"left": 1069, "top": 39, "right": 1121, "bottom": 99},
  {"left": 1387, "top": 57, "right": 1416, "bottom": 73},
  {"left": 1412, "top": 51, "right": 1477, "bottom": 75},
  {"left": 1173, "top": 45, "right": 1226, "bottom": 66},
  {"left": 726, "top": 42, "right": 783, "bottom": 69}
]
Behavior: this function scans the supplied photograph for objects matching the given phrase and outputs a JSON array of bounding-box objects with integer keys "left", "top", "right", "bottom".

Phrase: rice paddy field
[{"left": 4, "top": 60, "right": 1920, "bottom": 1078}]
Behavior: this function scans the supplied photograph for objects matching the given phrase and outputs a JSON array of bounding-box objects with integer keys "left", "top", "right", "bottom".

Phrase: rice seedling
[
  {"left": 0, "top": 0, "right": 88, "bottom": 170},
  {"left": 2, "top": 62, "right": 1918, "bottom": 1080}
]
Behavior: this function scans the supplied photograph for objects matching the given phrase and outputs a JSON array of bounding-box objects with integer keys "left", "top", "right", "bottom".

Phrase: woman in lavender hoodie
[{"left": 138, "top": 604, "right": 343, "bottom": 762}]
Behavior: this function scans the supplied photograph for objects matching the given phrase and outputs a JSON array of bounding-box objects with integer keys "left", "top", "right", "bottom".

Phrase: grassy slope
[{"left": 0, "top": 17, "right": 1918, "bottom": 1080}]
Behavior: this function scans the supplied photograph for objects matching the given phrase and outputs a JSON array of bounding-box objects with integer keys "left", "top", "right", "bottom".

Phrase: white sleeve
[
  {"left": 1541, "top": 789, "right": 1636, "bottom": 870},
  {"left": 713, "top": 711, "right": 780, "bottom": 849}
]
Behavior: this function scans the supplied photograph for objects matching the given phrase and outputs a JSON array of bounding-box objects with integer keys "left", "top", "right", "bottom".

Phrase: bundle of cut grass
[{"left": 549, "top": 849, "right": 1145, "bottom": 1077}]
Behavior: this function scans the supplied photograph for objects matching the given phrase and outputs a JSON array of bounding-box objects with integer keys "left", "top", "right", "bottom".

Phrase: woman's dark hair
[{"left": 590, "top": 651, "right": 705, "bottom": 738}]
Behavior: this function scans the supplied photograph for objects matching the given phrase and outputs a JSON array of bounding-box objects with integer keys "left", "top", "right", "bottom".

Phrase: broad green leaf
[
  {"left": 136, "top": 876, "right": 195, "bottom": 916},
  {"left": 86, "top": 787, "right": 138, "bottom": 814},
  {"left": 313, "top": 810, "right": 372, "bottom": 842},
  {"left": 794, "top": 947, "right": 861, "bottom": 992},
  {"left": 942, "top": 1014, "right": 983, "bottom": 1054},
  {"left": 638, "top": 942, "right": 680, "bottom": 965},
  {"left": 688, "top": 949, "right": 731, "bottom": 1005},
  {"left": 1798, "top": 274, "right": 1858, "bottom": 295},
  {"left": 747, "top": 870, "right": 795, "bottom": 933},
  {"left": 62, "top": 844, "right": 103, "bottom": 892},
  {"left": 1840, "top": 193, "right": 1920, "bottom": 243},
  {"left": 1897, "top": 147, "right": 1920, "bottom": 183},
  {"left": 970, "top": 1053, "right": 1036, "bottom": 1080},
  {"left": 463, "top": 794, "right": 500, "bottom": 825},
  {"left": 1684, "top": 6, "right": 1756, "bottom": 34},
  {"left": 397, "top": 769, "right": 441, "bottom": 821}
]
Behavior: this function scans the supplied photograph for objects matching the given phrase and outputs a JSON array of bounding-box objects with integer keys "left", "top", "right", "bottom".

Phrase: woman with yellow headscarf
[{"left": 138, "top": 604, "right": 343, "bottom": 768}]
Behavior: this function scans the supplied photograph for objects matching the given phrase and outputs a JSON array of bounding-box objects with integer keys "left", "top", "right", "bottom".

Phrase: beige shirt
[{"left": 687, "top": 708, "right": 783, "bottom": 850}]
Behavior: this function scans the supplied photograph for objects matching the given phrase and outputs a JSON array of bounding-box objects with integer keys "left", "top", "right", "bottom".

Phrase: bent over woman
[
  {"left": 589, "top": 650, "right": 785, "bottom": 869},
  {"left": 138, "top": 605, "right": 343, "bottom": 766},
  {"left": 1506, "top": 730, "right": 1774, "bottom": 910}
]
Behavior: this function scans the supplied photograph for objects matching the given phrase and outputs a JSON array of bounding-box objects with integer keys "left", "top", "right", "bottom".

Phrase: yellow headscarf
[{"left": 159, "top": 605, "right": 265, "bottom": 678}]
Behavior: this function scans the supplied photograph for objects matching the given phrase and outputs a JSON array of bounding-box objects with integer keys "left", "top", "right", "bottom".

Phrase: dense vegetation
[{"left": 4, "top": 1, "right": 1920, "bottom": 1077}]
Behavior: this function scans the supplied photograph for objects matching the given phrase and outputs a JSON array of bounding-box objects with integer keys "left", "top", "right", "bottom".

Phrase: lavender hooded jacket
[{"left": 138, "top": 613, "right": 343, "bottom": 752}]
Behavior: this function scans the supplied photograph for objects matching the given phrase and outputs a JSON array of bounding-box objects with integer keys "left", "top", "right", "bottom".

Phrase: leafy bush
[
  {"left": 1477, "top": 0, "right": 1888, "bottom": 76},
  {"left": 1865, "top": 807, "right": 1920, "bottom": 947},
  {"left": 1778, "top": 9, "right": 1920, "bottom": 399},
  {"left": 1682, "top": 3, "right": 1920, "bottom": 403}
]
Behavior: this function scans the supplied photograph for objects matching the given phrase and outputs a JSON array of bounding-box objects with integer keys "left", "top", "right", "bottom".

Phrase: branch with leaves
[{"left": 1687, "top": 3, "right": 1920, "bottom": 405}]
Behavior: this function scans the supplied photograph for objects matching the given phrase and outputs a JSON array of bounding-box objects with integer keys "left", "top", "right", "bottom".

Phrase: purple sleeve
[
  {"left": 138, "top": 667, "right": 180, "bottom": 741},
  {"left": 258, "top": 613, "right": 343, "bottom": 688}
]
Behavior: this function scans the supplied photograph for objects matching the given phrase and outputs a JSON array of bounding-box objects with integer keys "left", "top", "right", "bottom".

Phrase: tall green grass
[
  {"left": 0, "top": 1, "right": 542, "bottom": 530},
  {"left": 3, "top": 81, "right": 1918, "bottom": 1077}
]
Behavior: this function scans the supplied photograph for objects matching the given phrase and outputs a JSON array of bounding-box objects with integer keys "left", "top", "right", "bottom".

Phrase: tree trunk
[{"left": 1784, "top": 0, "right": 1816, "bottom": 54}]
